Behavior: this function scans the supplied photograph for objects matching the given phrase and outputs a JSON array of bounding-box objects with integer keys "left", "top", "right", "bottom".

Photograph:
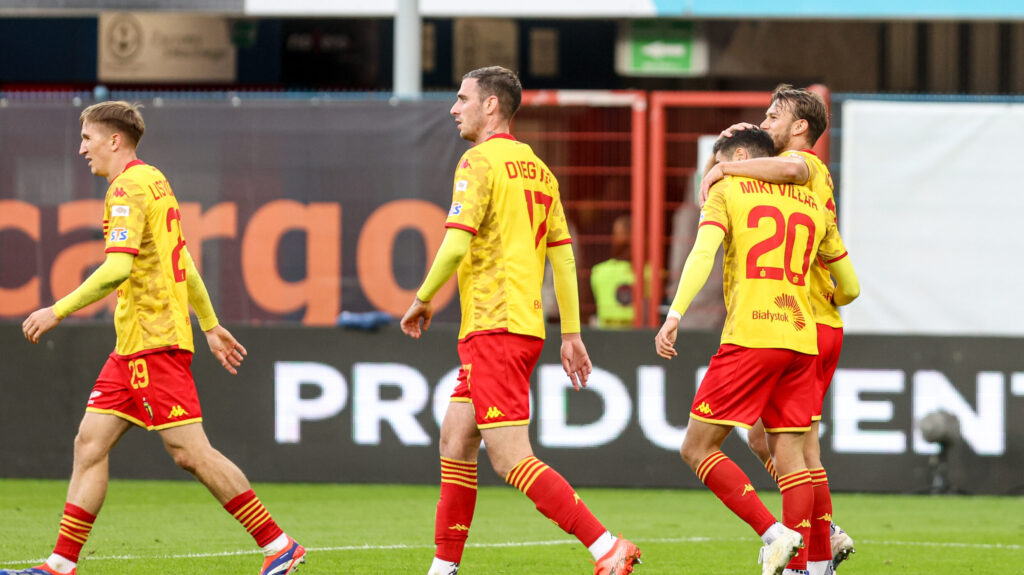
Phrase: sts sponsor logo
[
  {"left": 109, "top": 228, "right": 128, "bottom": 242},
  {"left": 449, "top": 202, "right": 462, "bottom": 216}
]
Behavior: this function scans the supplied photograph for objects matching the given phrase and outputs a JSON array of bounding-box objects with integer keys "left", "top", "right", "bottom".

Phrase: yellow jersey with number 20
[{"left": 700, "top": 175, "right": 848, "bottom": 355}]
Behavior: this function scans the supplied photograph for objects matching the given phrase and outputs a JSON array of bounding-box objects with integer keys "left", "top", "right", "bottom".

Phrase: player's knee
[
  {"left": 747, "top": 432, "right": 769, "bottom": 458},
  {"left": 166, "top": 444, "right": 201, "bottom": 473},
  {"left": 679, "top": 442, "right": 703, "bottom": 470},
  {"left": 73, "top": 431, "right": 110, "bottom": 466}
]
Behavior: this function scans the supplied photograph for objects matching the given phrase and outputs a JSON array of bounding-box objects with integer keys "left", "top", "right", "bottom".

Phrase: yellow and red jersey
[
  {"left": 445, "top": 134, "right": 571, "bottom": 340},
  {"left": 700, "top": 175, "right": 848, "bottom": 355},
  {"left": 103, "top": 160, "right": 193, "bottom": 358},
  {"left": 784, "top": 149, "right": 843, "bottom": 328}
]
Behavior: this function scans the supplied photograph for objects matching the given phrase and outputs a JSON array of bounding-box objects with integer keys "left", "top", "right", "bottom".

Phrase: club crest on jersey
[
  {"left": 111, "top": 205, "right": 130, "bottom": 217},
  {"left": 455, "top": 179, "right": 469, "bottom": 192},
  {"left": 449, "top": 202, "right": 463, "bottom": 216},
  {"left": 109, "top": 228, "right": 128, "bottom": 242}
]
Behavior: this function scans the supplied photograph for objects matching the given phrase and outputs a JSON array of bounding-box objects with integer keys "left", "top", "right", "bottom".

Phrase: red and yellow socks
[
  {"left": 53, "top": 502, "right": 96, "bottom": 565},
  {"left": 764, "top": 456, "right": 780, "bottom": 483},
  {"left": 808, "top": 468, "right": 834, "bottom": 563},
  {"left": 505, "top": 456, "right": 605, "bottom": 547},
  {"left": 779, "top": 469, "right": 814, "bottom": 571},
  {"left": 224, "top": 489, "right": 284, "bottom": 548},
  {"left": 697, "top": 451, "right": 776, "bottom": 536},
  {"left": 435, "top": 457, "right": 478, "bottom": 563}
]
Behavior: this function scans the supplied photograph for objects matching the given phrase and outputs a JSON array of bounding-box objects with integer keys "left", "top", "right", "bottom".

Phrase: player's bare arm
[
  {"left": 654, "top": 315, "right": 679, "bottom": 359},
  {"left": 400, "top": 298, "right": 434, "bottom": 339},
  {"left": 559, "top": 333, "right": 592, "bottom": 391},
  {"left": 22, "top": 307, "right": 61, "bottom": 344},
  {"left": 205, "top": 325, "right": 247, "bottom": 375},
  {"left": 699, "top": 156, "right": 809, "bottom": 205}
]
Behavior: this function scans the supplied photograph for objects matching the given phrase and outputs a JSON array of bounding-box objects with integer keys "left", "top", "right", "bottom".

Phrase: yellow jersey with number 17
[
  {"left": 444, "top": 134, "right": 572, "bottom": 341},
  {"left": 784, "top": 149, "right": 843, "bottom": 328},
  {"left": 700, "top": 175, "right": 848, "bottom": 355},
  {"left": 103, "top": 160, "right": 193, "bottom": 358}
]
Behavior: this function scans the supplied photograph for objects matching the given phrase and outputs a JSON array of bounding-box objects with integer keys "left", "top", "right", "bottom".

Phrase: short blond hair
[{"left": 80, "top": 101, "right": 146, "bottom": 148}]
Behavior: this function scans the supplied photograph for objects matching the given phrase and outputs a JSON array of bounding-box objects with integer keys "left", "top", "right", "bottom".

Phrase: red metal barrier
[
  {"left": 518, "top": 90, "right": 648, "bottom": 326},
  {"left": 647, "top": 89, "right": 831, "bottom": 327}
]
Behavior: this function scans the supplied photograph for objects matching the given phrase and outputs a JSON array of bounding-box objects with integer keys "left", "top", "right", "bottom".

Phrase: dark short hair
[
  {"left": 80, "top": 100, "right": 145, "bottom": 147},
  {"left": 713, "top": 127, "right": 775, "bottom": 159},
  {"left": 463, "top": 66, "right": 522, "bottom": 120},
  {"left": 770, "top": 84, "right": 829, "bottom": 145}
]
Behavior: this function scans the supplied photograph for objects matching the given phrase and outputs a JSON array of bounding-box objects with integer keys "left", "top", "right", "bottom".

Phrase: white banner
[
  {"left": 98, "top": 12, "right": 237, "bottom": 83},
  {"left": 839, "top": 100, "right": 1024, "bottom": 336}
]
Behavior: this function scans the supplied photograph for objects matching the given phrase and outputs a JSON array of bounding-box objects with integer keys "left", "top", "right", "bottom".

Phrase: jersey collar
[
  {"left": 119, "top": 159, "right": 146, "bottom": 176},
  {"left": 485, "top": 133, "right": 516, "bottom": 142}
]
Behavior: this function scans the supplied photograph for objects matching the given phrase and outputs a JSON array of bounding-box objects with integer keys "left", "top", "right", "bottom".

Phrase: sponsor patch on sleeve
[
  {"left": 455, "top": 180, "right": 469, "bottom": 192},
  {"left": 111, "top": 205, "right": 130, "bottom": 217},
  {"left": 698, "top": 210, "right": 706, "bottom": 223},
  {"left": 449, "top": 202, "right": 463, "bottom": 216},
  {"left": 109, "top": 228, "right": 129, "bottom": 242}
]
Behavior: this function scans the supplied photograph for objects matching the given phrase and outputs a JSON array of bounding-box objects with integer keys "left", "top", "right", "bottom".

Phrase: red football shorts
[
  {"left": 87, "top": 349, "right": 202, "bottom": 430},
  {"left": 691, "top": 344, "right": 816, "bottom": 432},
  {"left": 452, "top": 332, "right": 544, "bottom": 429},
  {"left": 812, "top": 325, "right": 844, "bottom": 421}
]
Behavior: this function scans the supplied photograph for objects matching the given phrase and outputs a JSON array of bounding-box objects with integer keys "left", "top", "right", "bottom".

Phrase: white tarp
[{"left": 839, "top": 100, "right": 1024, "bottom": 336}]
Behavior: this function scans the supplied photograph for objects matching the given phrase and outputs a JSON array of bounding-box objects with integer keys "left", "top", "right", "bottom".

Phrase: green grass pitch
[{"left": 1, "top": 479, "right": 1021, "bottom": 574}]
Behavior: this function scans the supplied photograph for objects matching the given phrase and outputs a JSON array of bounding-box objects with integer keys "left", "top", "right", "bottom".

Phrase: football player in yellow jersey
[
  {"left": 9, "top": 102, "right": 304, "bottom": 575},
  {"left": 655, "top": 127, "right": 859, "bottom": 575},
  {"left": 698, "top": 85, "right": 856, "bottom": 574},
  {"left": 400, "top": 67, "right": 640, "bottom": 575}
]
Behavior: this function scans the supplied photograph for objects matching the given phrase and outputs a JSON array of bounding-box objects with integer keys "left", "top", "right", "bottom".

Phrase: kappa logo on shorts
[
  {"left": 695, "top": 402, "right": 713, "bottom": 416},
  {"left": 168, "top": 405, "right": 189, "bottom": 418},
  {"left": 742, "top": 484, "right": 755, "bottom": 496},
  {"left": 484, "top": 406, "right": 505, "bottom": 420}
]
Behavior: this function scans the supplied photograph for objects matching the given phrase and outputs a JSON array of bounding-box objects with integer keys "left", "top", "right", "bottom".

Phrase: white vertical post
[{"left": 394, "top": 0, "right": 422, "bottom": 99}]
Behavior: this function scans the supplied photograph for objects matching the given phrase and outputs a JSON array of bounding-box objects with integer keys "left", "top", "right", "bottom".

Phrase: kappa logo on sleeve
[
  {"left": 111, "top": 205, "right": 130, "bottom": 217},
  {"left": 112, "top": 188, "right": 127, "bottom": 198},
  {"left": 109, "top": 228, "right": 129, "bottom": 242},
  {"left": 455, "top": 179, "right": 469, "bottom": 192},
  {"left": 449, "top": 202, "right": 463, "bottom": 216}
]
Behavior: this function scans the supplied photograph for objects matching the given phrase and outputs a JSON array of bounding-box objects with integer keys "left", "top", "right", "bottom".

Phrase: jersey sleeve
[
  {"left": 817, "top": 212, "right": 848, "bottom": 264},
  {"left": 545, "top": 177, "right": 572, "bottom": 247},
  {"left": 104, "top": 178, "right": 147, "bottom": 255},
  {"left": 445, "top": 149, "right": 491, "bottom": 235},
  {"left": 698, "top": 179, "right": 730, "bottom": 233}
]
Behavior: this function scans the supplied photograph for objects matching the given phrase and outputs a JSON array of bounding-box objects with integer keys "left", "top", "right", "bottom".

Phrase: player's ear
[
  {"left": 733, "top": 147, "right": 749, "bottom": 162},
  {"left": 792, "top": 118, "right": 809, "bottom": 137}
]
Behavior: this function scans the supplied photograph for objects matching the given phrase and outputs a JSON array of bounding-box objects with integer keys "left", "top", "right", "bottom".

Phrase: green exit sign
[{"left": 616, "top": 20, "right": 708, "bottom": 77}]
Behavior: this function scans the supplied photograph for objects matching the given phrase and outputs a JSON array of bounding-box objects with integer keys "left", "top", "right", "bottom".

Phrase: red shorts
[
  {"left": 812, "top": 325, "right": 844, "bottom": 421},
  {"left": 87, "top": 350, "right": 202, "bottom": 430},
  {"left": 452, "top": 332, "right": 544, "bottom": 429},
  {"left": 691, "top": 344, "right": 816, "bottom": 432}
]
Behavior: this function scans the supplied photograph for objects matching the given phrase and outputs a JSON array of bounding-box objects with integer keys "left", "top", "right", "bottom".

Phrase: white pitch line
[{"left": 4, "top": 536, "right": 1019, "bottom": 565}]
